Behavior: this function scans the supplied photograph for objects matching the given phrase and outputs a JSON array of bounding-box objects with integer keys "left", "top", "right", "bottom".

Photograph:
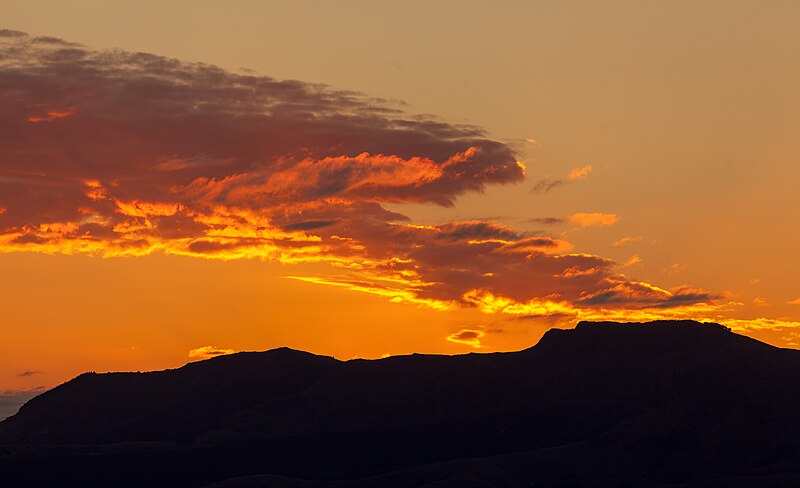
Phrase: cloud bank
[{"left": 0, "top": 30, "right": 717, "bottom": 324}]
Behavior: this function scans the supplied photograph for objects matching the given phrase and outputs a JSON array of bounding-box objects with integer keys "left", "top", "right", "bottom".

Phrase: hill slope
[{"left": 1, "top": 320, "right": 799, "bottom": 487}]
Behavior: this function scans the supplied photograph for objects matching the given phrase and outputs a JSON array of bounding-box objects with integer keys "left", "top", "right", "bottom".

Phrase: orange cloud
[
  {"left": 568, "top": 213, "right": 619, "bottom": 227},
  {"left": 621, "top": 255, "right": 642, "bottom": 268},
  {"left": 0, "top": 31, "right": 726, "bottom": 327},
  {"left": 493, "top": 237, "right": 573, "bottom": 255},
  {"left": 446, "top": 329, "right": 484, "bottom": 348},
  {"left": 666, "top": 264, "right": 688, "bottom": 276},
  {"left": 26, "top": 106, "right": 76, "bottom": 123},
  {"left": 532, "top": 165, "right": 592, "bottom": 195},
  {"left": 188, "top": 346, "right": 237, "bottom": 360},
  {"left": 567, "top": 164, "right": 592, "bottom": 180},
  {"left": 115, "top": 200, "right": 184, "bottom": 218},
  {"left": 780, "top": 331, "right": 800, "bottom": 347},
  {"left": 457, "top": 288, "right": 745, "bottom": 329},
  {"left": 612, "top": 236, "right": 643, "bottom": 247}
]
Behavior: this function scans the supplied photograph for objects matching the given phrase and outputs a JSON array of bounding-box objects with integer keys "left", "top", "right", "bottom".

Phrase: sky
[{"left": 1, "top": 0, "right": 799, "bottom": 418}]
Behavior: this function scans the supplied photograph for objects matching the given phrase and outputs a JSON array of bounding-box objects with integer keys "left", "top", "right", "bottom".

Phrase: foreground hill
[{"left": 1, "top": 320, "right": 799, "bottom": 487}]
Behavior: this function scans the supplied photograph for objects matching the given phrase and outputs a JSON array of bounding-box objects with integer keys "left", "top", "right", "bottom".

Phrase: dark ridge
[
  {"left": 1, "top": 347, "right": 341, "bottom": 445},
  {"left": 1, "top": 320, "right": 799, "bottom": 487}
]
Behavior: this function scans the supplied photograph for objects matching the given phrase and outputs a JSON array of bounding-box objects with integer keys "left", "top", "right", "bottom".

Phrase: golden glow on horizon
[{"left": 3, "top": 200, "right": 793, "bottom": 341}]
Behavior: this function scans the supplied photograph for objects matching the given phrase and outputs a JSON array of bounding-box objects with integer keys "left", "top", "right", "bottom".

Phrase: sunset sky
[{"left": 2, "top": 1, "right": 800, "bottom": 416}]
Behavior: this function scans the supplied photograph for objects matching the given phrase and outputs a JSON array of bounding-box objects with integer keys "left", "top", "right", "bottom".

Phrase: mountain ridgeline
[{"left": 1, "top": 320, "right": 799, "bottom": 487}]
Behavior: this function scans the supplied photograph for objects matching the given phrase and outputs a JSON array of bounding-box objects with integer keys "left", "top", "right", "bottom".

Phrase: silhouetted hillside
[
  {"left": 0, "top": 347, "right": 340, "bottom": 444},
  {"left": 1, "top": 320, "right": 799, "bottom": 487}
]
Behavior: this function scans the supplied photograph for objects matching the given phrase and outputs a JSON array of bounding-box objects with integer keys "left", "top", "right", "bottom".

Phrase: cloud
[
  {"left": 282, "top": 220, "right": 338, "bottom": 231},
  {"left": 720, "top": 317, "right": 800, "bottom": 334},
  {"left": 574, "top": 283, "right": 711, "bottom": 308},
  {"left": 621, "top": 255, "right": 642, "bottom": 268},
  {"left": 0, "top": 32, "right": 722, "bottom": 324},
  {"left": 286, "top": 216, "right": 715, "bottom": 313},
  {"left": 0, "top": 31, "right": 523, "bottom": 252},
  {"left": 17, "top": 370, "right": 43, "bottom": 377},
  {"left": 612, "top": 236, "right": 643, "bottom": 247},
  {"left": 568, "top": 213, "right": 619, "bottom": 227},
  {"left": 530, "top": 179, "right": 564, "bottom": 194},
  {"left": 188, "top": 346, "right": 237, "bottom": 360},
  {"left": 527, "top": 217, "right": 565, "bottom": 225},
  {"left": 434, "top": 221, "right": 520, "bottom": 241},
  {"left": 567, "top": 165, "right": 592, "bottom": 180},
  {"left": 0, "top": 386, "right": 46, "bottom": 420},
  {"left": 26, "top": 106, "right": 76, "bottom": 123},
  {"left": 530, "top": 165, "right": 591, "bottom": 195},
  {"left": 446, "top": 329, "right": 485, "bottom": 348},
  {"left": 781, "top": 332, "right": 800, "bottom": 347},
  {"left": 666, "top": 264, "right": 688, "bottom": 276}
]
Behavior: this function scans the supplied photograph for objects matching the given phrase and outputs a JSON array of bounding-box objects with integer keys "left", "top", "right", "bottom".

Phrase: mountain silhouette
[{"left": 1, "top": 320, "right": 799, "bottom": 487}]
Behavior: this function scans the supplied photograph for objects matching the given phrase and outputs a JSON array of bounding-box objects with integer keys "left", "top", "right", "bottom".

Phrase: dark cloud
[
  {"left": 527, "top": 217, "right": 565, "bottom": 225},
  {"left": 17, "top": 371, "right": 43, "bottom": 377},
  {"left": 282, "top": 220, "right": 338, "bottom": 231},
  {"left": 575, "top": 283, "right": 715, "bottom": 308},
  {"left": 0, "top": 32, "right": 523, "bottom": 236},
  {"left": 530, "top": 165, "right": 592, "bottom": 196},
  {"left": 0, "top": 31, "right": 717, "bottom": 319},
  {"left": 446, "top": 329, "right": 484, "bottom": 347},
  {"left": 285, "top": 216, "right": 716, "bottom": 313},
  {"left": 434, "top": 221, "right": 520, "bottom": 241},
  {"left": 0, "top": 29, "right": 26, "bottom": 38},
  {"left": 530, "top": 179, "right": 564, "bottom": 194}
]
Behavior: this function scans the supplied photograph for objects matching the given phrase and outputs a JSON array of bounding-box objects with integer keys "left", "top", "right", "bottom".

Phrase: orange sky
[{"left": 2, "top": 1, "right": 800, "bottom": 409}]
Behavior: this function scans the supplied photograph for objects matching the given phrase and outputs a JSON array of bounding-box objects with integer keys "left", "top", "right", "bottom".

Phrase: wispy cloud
[
  {"left": 530, "top": 179, "right": 563, "bottom": 194},
  {"left": 567, "top": 165, "right": 592, "bottom": 180},
  {"left": 527, "top": 217, "right": 565, "bottom": 225},
  {"left": 188, "top": 346, "right": 237, "bottom": 360},
  {"left": 17, "top": 370, "right": 43, "bottom": 377},
  {"left": 612, "top": 236, "right": 643, "bottom": 247},
  {"left": 530, "top": 165, "right": 592, "bottom": 195},
  {"left": 568, "top": 213, "right": 619, "bottom": 227},
  {"left": 665, "top": 264, "right": 688, "bottom": 276},
  {"left": 446, "top": 329, "right": 485, "bottom": 348},
  {"left": 620, "top": 255, "right": 642, "bottom": 268}
]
